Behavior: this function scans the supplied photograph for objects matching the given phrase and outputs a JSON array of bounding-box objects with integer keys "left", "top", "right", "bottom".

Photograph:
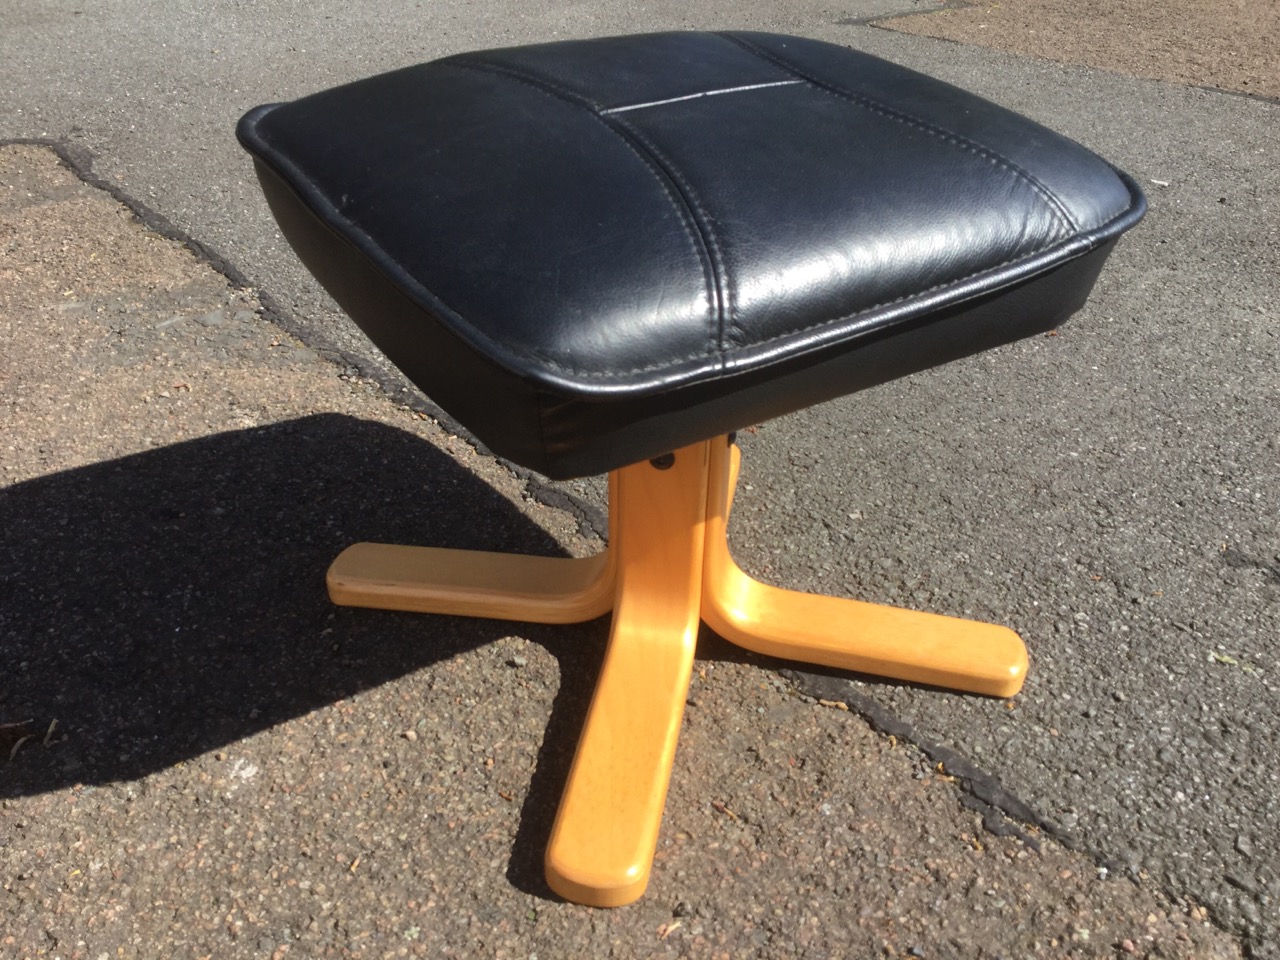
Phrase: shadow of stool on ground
[{"left": 0, "top": 413, "right": 582, "bottom": 796}]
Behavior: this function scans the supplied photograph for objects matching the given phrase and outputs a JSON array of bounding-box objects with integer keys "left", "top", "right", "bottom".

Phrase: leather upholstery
[{"left": 238, "top": 31, "right": 1144, "bottom": 478}]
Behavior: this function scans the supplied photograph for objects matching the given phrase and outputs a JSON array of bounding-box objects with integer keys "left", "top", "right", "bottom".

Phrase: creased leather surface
[{"left": 238, "top": 31, "right": 1144, "bottom": 477}]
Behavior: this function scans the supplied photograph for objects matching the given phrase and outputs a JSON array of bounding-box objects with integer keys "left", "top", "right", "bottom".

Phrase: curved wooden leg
[
  {"left": 325, "top": 477, "right": 617, "bottom": 625},
  {"left": 544, "top": 443, "right": 709, "bottom": 907},
  {"left": 325, "top": 434, "right": 1028, "bottom": 910},
  {"left": 700, "top": 439, "right": 1028, "bottom": 698}
]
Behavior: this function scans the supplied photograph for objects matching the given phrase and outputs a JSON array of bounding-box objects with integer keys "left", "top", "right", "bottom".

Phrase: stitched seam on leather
[
  {"left": 446, "top": 57, "right": 722, "bottom": 358},
  {"left": 603, "top": 113, "right": 739, "bottom": 357},
  {"left": 718, "top": 33, "right": 1081, "bottom": 239},
  {"left": 503, "top": 238, "right": 1080, "bottom": 379}
]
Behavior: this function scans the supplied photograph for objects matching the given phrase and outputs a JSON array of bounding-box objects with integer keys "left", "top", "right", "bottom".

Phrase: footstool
[{"left": 237, "top": 31, "right": 1144, "bottom": 907}]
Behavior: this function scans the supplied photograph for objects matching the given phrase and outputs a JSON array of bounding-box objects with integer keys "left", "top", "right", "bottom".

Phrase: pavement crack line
[
  {"left": 3, "top": 136, "right": 608, "bottom": 544},
  {"left": 835, "top": 1, "right": 971, "bottom": 29},
  {"left": 783, "top": 667, "right": 1085, "bottom": 856},
  {"left": 779, "top": 667, "right": 1259, "bottom": 952}
]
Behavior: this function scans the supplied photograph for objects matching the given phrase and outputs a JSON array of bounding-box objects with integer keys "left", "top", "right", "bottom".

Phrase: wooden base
[{"left": 327, "top": 436, "right": 1028, "bottom": 907}]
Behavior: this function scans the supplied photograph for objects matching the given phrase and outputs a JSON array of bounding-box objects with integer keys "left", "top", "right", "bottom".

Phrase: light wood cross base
[{"left": 327, "top": 436, "right": 1028, "bottom": 908}]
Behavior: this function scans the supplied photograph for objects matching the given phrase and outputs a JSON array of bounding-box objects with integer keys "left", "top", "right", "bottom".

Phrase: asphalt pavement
[{"left": 2, "top": 0, "right": 1277, "bottom": 955}]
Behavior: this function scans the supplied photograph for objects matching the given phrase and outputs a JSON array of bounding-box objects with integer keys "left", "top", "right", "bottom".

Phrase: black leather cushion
[{"left": 238, "top": 31, "right": 1144, "bottom": 478}]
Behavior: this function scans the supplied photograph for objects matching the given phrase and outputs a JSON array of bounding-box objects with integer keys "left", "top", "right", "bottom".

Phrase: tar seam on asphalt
[{"left": 0, "top": 135, "right": 611, "bottom": 542}]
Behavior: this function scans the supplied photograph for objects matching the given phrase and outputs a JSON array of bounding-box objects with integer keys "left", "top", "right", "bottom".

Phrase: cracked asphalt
[{"left": 2, "top": 0, "right": 1277, "bottom": 956}]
